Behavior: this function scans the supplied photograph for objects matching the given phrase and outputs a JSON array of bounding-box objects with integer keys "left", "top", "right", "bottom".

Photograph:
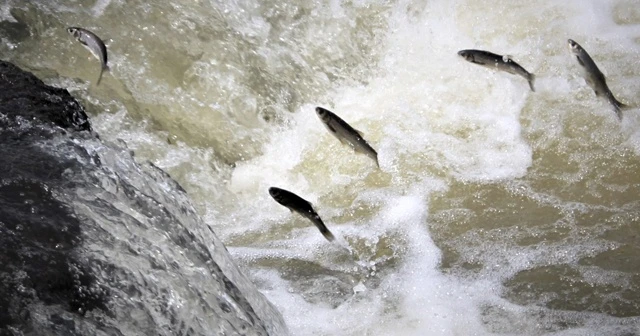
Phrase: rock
[{"left": 0, "top": 60, "right": 288, "bottom": 336}]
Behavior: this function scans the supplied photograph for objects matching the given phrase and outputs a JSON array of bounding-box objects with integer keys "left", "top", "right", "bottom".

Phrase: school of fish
[{"left": 63, "top": 27, "right": 633, "bottom": 243}]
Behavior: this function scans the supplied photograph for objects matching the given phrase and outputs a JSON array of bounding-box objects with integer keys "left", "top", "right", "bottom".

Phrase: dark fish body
[
  {"left": 458, "top": 49, "right": 536, "bottom": 92},
  {"left": 315, "top": 107, "right": 379, "bottom": 168},
  {"left": 568, "top": 39, "right": 628, "bottom": 119},
  {"left": 268, "top": 187, "right": 335, "bottom": 242},
  {"left": 67, "top": 27, "right": 109, "bottom": 85}
]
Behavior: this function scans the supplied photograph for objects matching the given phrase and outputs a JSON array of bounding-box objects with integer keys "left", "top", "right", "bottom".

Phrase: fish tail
[
  {"left": 528, "top": 73, "right": 535, "bottom": 92},
  {"left": 96, "top": 64, "right": 109, "bottom": 86},
  {"left": 96, "top": 68, "right": 105, "bottom": 86},
  {"left": 614, "top": 108, "right": 623, "bottom": 121},
  {"left": 613, "top": 101, "right": 626, "bottom": 121},
  {"left": 368, "top": 150, "right": 380, "bottom": 168},
  {"left": 610, "top": 94, "right": 631, "bottom": 120},
  {"left": 313, "top": 216, "right": 335, "bottom": 242},
  {"left": 321, "top": 229, "right": 336, "bottom": 242}
]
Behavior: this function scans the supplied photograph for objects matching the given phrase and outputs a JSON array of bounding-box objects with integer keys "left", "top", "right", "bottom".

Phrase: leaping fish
[
  {"left": 568, "top": 39, "right": 630, "bottom": 120},
  {"left": 269, "top": 187, "right": 336, "bottom": 242},
  {"left": 67, "top": 27, "right": 109, "bottom": 85},
  {"left": 315, "top": 107, "right": 379, "bottom": 168},
  {"left": 458, "top": 49, "right": 536, "bottom": 92}
]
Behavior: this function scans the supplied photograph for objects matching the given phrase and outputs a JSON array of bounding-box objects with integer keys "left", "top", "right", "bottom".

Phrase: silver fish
[
  {"left": 315, "top": 107, "right": 379, "bottom": 168},
  {"left": 67, "top": 27, "right": 109, "bottom": 85},
  {"left": 458, "top": 49, "right": 535, "bottom": 92},
  {"left": 568, "top": 39, "right": 629, "bottom": 119},
  {"left": 269, "top": 187, "right": 335, "bottom": 242}
]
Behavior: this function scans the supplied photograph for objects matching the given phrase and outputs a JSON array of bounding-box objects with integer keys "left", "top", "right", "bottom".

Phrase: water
[
  {"left": 2, "top": 0, "right": 640, "bottom": 334},
  {"left": 0, "top": 59, "right": 288, "bottom": 335}
]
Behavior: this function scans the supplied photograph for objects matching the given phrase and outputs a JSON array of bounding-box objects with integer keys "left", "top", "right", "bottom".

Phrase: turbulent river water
[{"left": 3, "top": 0, "right": 640, "bottom": 335}]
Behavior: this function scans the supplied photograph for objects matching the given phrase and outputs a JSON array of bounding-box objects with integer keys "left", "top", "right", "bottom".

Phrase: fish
[
  {"left": 67, "top": 27, "right": 109, "bottom": 85},
  {"left": 568, "top": 39, "right": 629, "bottom": 120},
  {"left": 458, "top": 49, "right": 536, "bottom": 92},
  {"left": 315, "top": 107, "right": 379, "bottom": 168},
  {"left": 269, "top": 187, "right": 335, "bottom": 242}
]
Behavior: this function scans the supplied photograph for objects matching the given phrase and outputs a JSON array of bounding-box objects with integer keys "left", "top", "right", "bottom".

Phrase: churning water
[{"left": 2, "top": 0, "right": 640, "bottom": 334}]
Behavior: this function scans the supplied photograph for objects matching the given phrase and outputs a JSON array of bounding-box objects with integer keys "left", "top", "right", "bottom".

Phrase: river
[{"left": 2, "top": 0, "right": 640, "bottom": 335}]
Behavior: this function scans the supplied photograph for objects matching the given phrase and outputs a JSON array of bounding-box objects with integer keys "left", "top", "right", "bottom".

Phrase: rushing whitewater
[{"left": 2, "top": 0, "right": 640, "bottom": 335}]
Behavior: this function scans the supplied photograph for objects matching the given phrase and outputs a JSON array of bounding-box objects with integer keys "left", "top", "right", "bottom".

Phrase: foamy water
[{"left": 2, "top": 0, "right": 640, "bottom": 334}]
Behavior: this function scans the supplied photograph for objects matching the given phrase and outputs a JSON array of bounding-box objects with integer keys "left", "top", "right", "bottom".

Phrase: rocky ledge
[{"left": 0, "top": 60, "right": 288, "bottom": 336}]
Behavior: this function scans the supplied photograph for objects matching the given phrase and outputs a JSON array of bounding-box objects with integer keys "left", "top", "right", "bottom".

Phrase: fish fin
[
  {"left": 528, "top": 73, "right": 535, "bottom": 92},
  {"left": 614, "top": 97, "right": 632, "bottom": 111},
  {"left": 575, "top": 55, "right": 585, "bottom": 67},
  {"left": 327, "top": 124, "right": 338, "bottom": 134},
  {"left": 302, "top": 199, "right": 315, "bottom": 214},
  {"left": 502, "top": 55, "right": 513, "bottom": 62},
  {"left": 355, "top": 128, "right": 364, "bottom": 137},
  {"left": 588, "top": 79, "right": 600, "bottom": 96}
]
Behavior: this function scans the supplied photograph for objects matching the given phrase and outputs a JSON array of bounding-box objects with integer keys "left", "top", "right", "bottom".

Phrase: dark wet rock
[
  {"left": 0, "top": 60, "right": 90, "bottom": 132},
  {"left": 0, "top": 60, "right": 288, "bottom": 335}
]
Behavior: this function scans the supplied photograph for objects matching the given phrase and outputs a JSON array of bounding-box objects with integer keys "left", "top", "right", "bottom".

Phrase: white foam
[
  {"left": 0, "top": 3, "right": 17, "bottom": 22},
  {"left": 55, "top": 0, "right": 640, "bottom": 334},
  {"left": 240, "top": 184, "right": 495, "bottom": 335},
  {"left": 222, "top": 1, "right": 640, "bottom": 335}
]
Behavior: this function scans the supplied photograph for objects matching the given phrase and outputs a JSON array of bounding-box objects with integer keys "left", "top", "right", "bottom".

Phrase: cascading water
[
  {"left": 0, "top": 60, "right": 288, "bottom": 335},
  {"left": 2, "top": 0, "right": 640, "bottom": 335}
]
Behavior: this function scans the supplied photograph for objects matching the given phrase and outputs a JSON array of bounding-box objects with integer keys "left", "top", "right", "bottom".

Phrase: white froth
[
  {"left": 223, "top": 1, "right": 639, "bottom": 335},
  {"left": 0, "top": 4, "right": 17, "bottom": 22},
  {"left": 20, "top": 0, "right": 640, "bottom": 334},
  {"left": 202, "top": 0, "right": 640, "bottom": 334},
  {"left": 235, "top": 185, "right": 492, "bottom": 336}
]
